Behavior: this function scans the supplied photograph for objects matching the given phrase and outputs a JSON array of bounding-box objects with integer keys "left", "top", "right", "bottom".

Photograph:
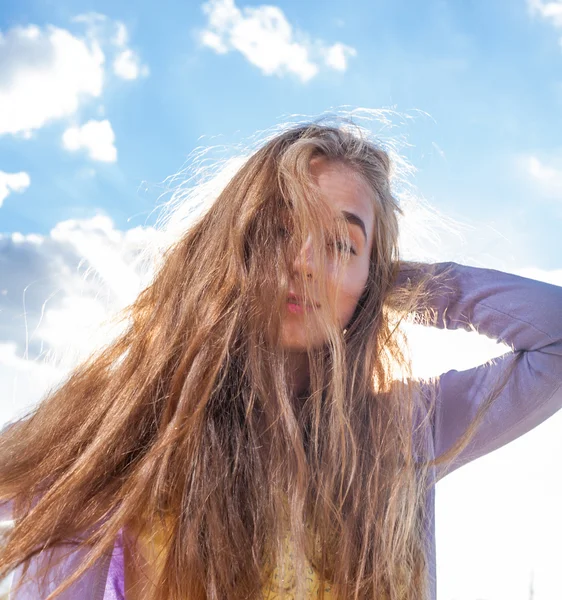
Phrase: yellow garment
[
  {"left": 258, "top": 532, "right": 334, "bottom": 599},
  {"left": 134, "top": 523, "right": 334, "bottom": 599}
]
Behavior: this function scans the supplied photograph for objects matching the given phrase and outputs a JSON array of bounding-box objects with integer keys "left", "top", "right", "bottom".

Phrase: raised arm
[{"left": 399, "top": 261, "right": 562, "bottom": 481}]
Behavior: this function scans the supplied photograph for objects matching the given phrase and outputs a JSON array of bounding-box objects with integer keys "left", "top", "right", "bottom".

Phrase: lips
[{"left": 287, "top": 292, "right": 320, "bottom": 308}]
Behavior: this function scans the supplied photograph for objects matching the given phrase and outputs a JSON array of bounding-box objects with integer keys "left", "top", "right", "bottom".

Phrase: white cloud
[
  {"left": 0, "top": 25, "right": 104, "bottom": 137},
  {"left": 0, "top": 17, "right": 148, "bottom": 142},
  {"left": 323, "top": 42, "right": 357, "bottom": 72},
  {"left": 62, "top": 119, "right": 117, "bottom": 162},
  {"left": 521, "top": 154, "right": 562, "bottom": 198},
  {"left": 0, "top": 171, "right": 30, "bottom": 207},
  {"left": 0, "top": 215, "right": 160, "bottom": 426},
  {"left": 113, "top": 21, "right": 129, "bottom": 47},
  {"left": 515, "top": 265, "right": 562, "bottom": 284},
  {"left": 528, "top": 0, "right": 562, "bottom": 51},
  {"left": 72, "top": 12, "right": 108, "bottom": 28},
  {"left": 528, "top": 0, "right": 562, "bottom": 28},
  {"left": 113, "top": 48, "right": 150, "bottom": 80},
  {"left": 110, "top": 19, "right": 149, "bottom": 80},
  {"left": 200, "top": 0, "right": 356, "bottom": 82},
  {"left": 201, "top": 30, "right": 228, "bottom": 53}
]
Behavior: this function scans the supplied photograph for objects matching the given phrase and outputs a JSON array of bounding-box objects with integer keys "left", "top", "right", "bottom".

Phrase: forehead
[{"left": 309, "top": 158, "right": 376, "bottom": 241}]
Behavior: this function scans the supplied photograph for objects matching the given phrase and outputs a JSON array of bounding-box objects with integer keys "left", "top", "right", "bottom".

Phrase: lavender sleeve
[
  {"left": 9, "top": 543, "right": 113, "bottom": 599},
  {"left": 402, "top": 261, "right": 562, "bottom": 481}
]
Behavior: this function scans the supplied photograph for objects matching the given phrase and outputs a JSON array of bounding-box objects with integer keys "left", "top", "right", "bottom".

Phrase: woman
[{"left": 0, "top": 123, "right": 561, "bottom": 600}]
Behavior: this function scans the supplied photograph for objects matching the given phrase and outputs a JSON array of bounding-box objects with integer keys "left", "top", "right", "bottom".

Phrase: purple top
[{"left": 7, "top": 262, "right": 562, "bottom": 599}]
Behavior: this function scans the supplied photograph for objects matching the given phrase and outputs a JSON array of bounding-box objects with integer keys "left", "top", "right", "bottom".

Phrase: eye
[{"left": 327, "top": 238, "right": 357, "bottom": 256}]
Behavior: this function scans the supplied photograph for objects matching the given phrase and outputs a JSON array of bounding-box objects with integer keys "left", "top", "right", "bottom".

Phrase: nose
[{"left": 291, "top": 234, "right": 315, "bottom": 278}]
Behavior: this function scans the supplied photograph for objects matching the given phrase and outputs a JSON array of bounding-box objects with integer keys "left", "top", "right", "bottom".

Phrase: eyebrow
[{"left": 339, "top": 210, "right": 368, "bottom": 244}]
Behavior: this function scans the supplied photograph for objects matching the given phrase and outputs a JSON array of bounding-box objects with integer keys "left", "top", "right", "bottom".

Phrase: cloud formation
[
  {"left": 528, "top": 1, "right": 562, "bottom": 38},
  {"left": 522, "top": 154, "right": 562, "bottom": 198},
  {"left": 0, "top": 24, "right": 104, "bottom": 137},
  {"left": 113, "top": 48, "right": 150, "bottom": 80},
  {"left": 0, "top": 171, "right": 30, "bottom": 207},
  {"left": 200, "top": 0, "right": 357, "bottom": 82},
  {"left": 110, "top": 19, "right": 149, "bottom": 80},
  {"left": 0, "top": 215, "right": 157, "bottom": 425},
  {"left": 62, "top": 119, "right": 117, "bottom": 162},
  {"left": 0, "top": 15, "right": 147, "bottom": 164},
  {"left": 324, "top": 42, "right": 357, "bottom": 72}
]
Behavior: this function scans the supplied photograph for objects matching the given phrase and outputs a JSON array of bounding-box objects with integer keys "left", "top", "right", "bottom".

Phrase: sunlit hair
[{"left": 0, "top": 118, "right": 514, "bottom": 599}]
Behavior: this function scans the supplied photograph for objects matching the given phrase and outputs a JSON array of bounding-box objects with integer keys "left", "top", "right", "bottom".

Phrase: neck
[{"left": 285, "top": 351, "right": 310, "bottom": 400}]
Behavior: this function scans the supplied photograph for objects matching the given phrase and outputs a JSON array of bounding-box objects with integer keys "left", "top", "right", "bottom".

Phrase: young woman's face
[{"left": 280, "top": 158, "right": 375, "bottom": 351}]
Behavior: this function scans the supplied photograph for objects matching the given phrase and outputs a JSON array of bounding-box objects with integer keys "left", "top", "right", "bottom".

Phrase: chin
[
  {"left": 280, "top": 333, "right": 325, "bottom": 351},
  {"left": 280, "top": 323, "right": 329, "bottom": 351},
  {"left": 280, "top": 338, "right": 309, "bottom": 351}
]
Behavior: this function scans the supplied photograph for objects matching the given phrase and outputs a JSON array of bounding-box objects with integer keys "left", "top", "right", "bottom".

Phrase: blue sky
[
  {"left": 1, "top": 0, "right": 562, "bottom": 267},
  {"left": 1, "top": 1, "right": 562, "bottom": 599}
]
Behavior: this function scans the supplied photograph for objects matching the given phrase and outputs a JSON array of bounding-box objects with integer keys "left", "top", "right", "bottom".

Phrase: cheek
[
  {"left": 279, "top": 265, "right": 369, "bottom": 351},
  {"left": 334, "top": 265, "right": 369, "bottom": 325}
]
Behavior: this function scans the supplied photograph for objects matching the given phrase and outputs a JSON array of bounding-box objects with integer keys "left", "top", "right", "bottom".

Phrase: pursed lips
[{"left": 287, "top": 292, "right": 320, "bottom": 308}]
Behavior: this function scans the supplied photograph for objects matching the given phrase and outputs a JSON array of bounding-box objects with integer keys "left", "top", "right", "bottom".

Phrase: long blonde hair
[{"left": 0, "top": 121, "right": 509, "bottom": 599}]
